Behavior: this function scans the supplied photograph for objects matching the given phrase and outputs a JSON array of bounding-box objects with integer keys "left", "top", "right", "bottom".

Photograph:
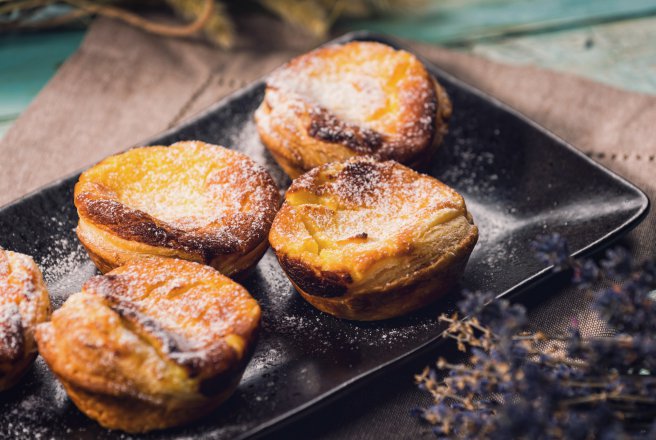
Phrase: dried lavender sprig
[{"left": 414, "top": 235, "right": 656, "bottom": 438}]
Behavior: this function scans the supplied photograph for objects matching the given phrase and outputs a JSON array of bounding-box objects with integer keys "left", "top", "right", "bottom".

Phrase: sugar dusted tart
[
  {"left": 255, "top": 41, "right": 452, "bottom": 178},
  {"left": 269, "top": 158, "right": 478, "bottom": 320},
  {"left": 36, "top": 257, "right": 261, "bottom": 433},
  {"left": 0, "top": 249, "right": 51, "bottom": 391},
  {"left": 74, "top": 141, "right": 280, "bottom": 277}
]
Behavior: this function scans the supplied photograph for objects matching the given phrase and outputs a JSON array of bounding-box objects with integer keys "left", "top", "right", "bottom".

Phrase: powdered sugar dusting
[
  {"left": 0, "top": 251, "right": 49, "bottom": 363},
  {"left": 86, "top": 257, "right": 260, "bottom": 371},
  {"left": 0, "top": 357, "right": 80, "bottom": 440},
  {"left": 435, "top": 123, "right": 501, "bottom": 197},
  {"left": 39, "top": 221, "right": 97, "bottom": 307},
  {"left": 225, "top": 117, "right": 291, "bottom": 190},
  {"left": 76, "top": 141, "right": 280, "bottom": 255},
  {"left": 257, "top": 41, "right": 443, "bottom": 172},
  {"left": 274, "top": 158, "right": 466, "bottom": 269},
  {"left": 274, "top": 63, "right": 387, "bottom": 128},
  {"left": 267, "top": 41, "right": 434, "bottom": 135},
  {"left": 0, "top": 302, "right": 22, "bottom": 361}
]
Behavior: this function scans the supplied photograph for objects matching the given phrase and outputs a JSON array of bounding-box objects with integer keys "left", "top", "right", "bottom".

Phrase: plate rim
[{"left": 0, "top": 30, "right": 650, "bottom": 440}]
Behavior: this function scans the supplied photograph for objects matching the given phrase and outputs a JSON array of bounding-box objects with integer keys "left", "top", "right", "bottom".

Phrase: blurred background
[{"left": 1, "top": 0, "right": 656, "bottom": 137}]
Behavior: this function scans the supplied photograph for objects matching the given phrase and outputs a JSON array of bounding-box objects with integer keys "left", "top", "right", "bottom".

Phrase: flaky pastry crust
[
  {"left": 0, "top": 250, "right": 51, "bottom": 391},
  {"left": 269, "top": 158, "right": 478, "bottom": 320},
  {"left": 35, "top": 257, "right": 261, "bottom": 433},
  {"left": 74, "top": 141, "right": 280, "bottom": 277},
  {"left": 255, "top": 41, "right": 452, "bottom": 178}
]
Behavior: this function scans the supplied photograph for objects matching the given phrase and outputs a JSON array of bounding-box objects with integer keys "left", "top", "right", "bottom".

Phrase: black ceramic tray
[{"left": 0, "top": 32, "right": 649, "bottom": 440}]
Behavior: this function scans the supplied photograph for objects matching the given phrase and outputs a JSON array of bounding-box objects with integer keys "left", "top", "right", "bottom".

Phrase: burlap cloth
[{"left": 2, "top": 17, "right": 655, "bottom": 439}]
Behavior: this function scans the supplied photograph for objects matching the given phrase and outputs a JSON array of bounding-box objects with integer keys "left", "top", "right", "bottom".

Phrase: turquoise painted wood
[
  {"left": 469, "top": 15, "right": 656, "bottom": 96},
  {"left": 340, "top": 0, "right": 656, "bottom": 95},
  {"left": 0, "top": 30, "right": 85, "bottom": 137},
  {"left": 340, "top": 0, "right": 656, "bottom": 46}
]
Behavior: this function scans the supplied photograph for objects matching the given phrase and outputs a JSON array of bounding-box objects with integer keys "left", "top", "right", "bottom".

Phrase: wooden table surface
[{"left": 2, "top": 0, "right": 656, "bottom": 138}]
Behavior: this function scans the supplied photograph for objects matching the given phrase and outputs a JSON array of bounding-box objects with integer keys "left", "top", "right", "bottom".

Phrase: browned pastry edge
[
  {"left": 406, "top": 77, "right": 453, "bottom": 173},
  {"left": 74, "top": 141, "right": 281, "bottom": 276},
  {"left": 218, "top": 238, "right": 271, "bottom": 282},
  {"left": 76, "top": 220, "right": 271, "bottom": 277},
  {"left": 77, "top": 226, "right": 135, "bottom": 274},
  {"left": 60, "top": 374, "right": 242, "bottom": 433},
  {"left": 277, "top": 223, "right": 478, "bottom": 321},
  {"left": 255, "top": 42, "right": 453, "bottom": 178},
  {"left": 277, "top": 253, "right": 352, "bottom": 298},
  {"left": 0, "top": 251, "right": 51, "bottom": 391},
  {"left": 0, "top": 307, "right": 25, "bottom": 372},
  {"left": 306, "top": 105, "right": 384, "bottom": 154},
  {"left": 76, "top": 193, "right": 250, "bottom": 259}
]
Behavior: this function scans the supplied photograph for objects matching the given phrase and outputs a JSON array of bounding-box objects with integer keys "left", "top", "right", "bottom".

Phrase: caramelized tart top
[
  {"left": 36, "top": 257, "right": 261, "bottom": 398},
  {"left": 262, "top": 41, "right": 448, "bottom": 162},
  {"left": 269, "top": 158, "right": 477, "bottom": 293},
  {"left": 74, "top": 141, "right": 280, "bottom": 259}
]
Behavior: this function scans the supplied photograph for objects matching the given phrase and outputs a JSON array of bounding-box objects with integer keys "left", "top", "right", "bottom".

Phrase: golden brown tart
[
  {"left": 74, "top": 141, "right": 280, "bottom": 277},
  {"left": 0, "top": 249, "right": 51, "bottom": 391},
  {"left": 255, "top": 41, "right": 452, "bottom": 178},
  {"left": 269, "top": 158, "right": 478, "bottom": 321},
  {"left": 36, "top": 257, "right": 261, "bottom": 433}
]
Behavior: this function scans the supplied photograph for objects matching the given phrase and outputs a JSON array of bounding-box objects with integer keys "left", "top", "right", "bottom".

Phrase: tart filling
[{"left": 269, "top": 158, "right": 478, "bottom": 320}]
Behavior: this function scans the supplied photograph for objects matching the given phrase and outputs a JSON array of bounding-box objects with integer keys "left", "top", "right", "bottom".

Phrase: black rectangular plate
[{"left": 0, "top": 32, "right": 649, "bottom": 440}]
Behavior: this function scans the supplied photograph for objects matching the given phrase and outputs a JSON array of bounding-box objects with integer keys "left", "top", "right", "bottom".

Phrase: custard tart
[
  {"left": 36, "top": 257, "right": 261, "bottom": 433},
  {"left": 255, "top": 41, "right": 452, "bottom": 178},
  {"left": 269, "top": 158, "right": 478, "bottom": 321},
  {"left": 0, "top": 249, "right": 51, "bottom": 391},
  {"left": 74, "top": 141, "right": 280, "bottom": 277}
]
